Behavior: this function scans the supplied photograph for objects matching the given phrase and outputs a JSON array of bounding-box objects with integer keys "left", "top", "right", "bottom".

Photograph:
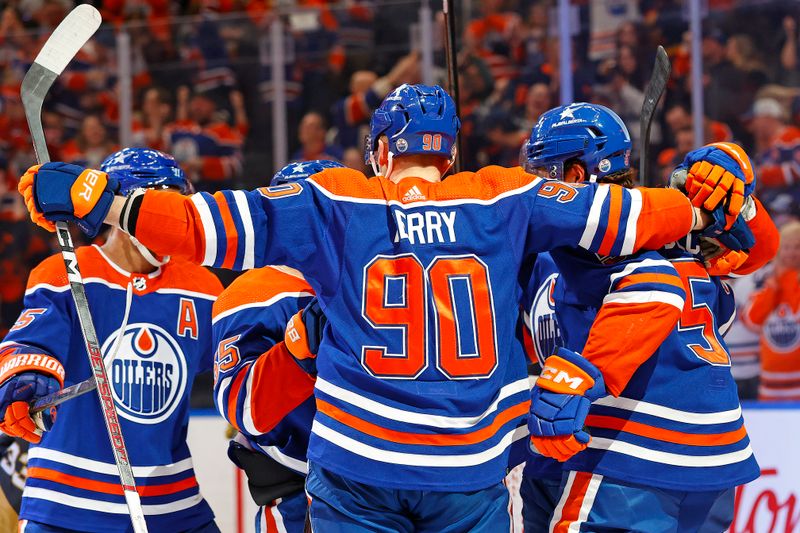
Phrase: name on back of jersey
[{"left": 393, "top": 210, "right": 456, "bottom": 244}]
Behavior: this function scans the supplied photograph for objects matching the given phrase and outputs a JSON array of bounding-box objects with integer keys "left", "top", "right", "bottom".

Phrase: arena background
[{"left": 1, "top": 0, "right": 799, "bottom": 531}]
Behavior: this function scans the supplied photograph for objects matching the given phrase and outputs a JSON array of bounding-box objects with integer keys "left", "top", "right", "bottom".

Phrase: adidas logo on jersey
[{"left": 402, "top": 186, "right": 426, "bottom": 203}]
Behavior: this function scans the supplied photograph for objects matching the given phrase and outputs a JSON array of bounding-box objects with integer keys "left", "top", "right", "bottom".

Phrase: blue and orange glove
[
  {"left": 528, "top": 347, "right": 606, "bottom": 462},
  {"left": 284, "top": 298, "right": 326, "bottom": 376},
  {"left": 682, "top": 142, "right": 756, "bottom": 231},
  {"left": 0, "top": 344, "right": 64, "bottom": 443},
  {"left": 18, "top": 162, "right": 119, "bottom": 238}
]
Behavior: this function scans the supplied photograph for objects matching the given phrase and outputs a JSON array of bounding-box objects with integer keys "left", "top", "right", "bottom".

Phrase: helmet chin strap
[
  {"left": 371, "top": 150, "right": 395, "bottom": 180},
  {"left": 130, "top": 236, "right": 170, "bottom": 267}
]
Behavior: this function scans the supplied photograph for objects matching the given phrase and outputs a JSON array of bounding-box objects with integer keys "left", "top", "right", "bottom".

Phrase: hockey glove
[
  {"left": 529, "top": 348, "right": 606, "bottom": 462},
  {"left": 0, "top": 344, "right": 64, "bottom": 443},
  {"left": 284, "top": 298, "right": 326, "bottom": 376},
  {"left": 700, "top": 202, "right": 756, "bottom": 251},
  {"left": 18, "top": 162, "right": 119, "bottom": 238},
  {"left": 699, "top": 238, "right": 749, "bottom": 277},
  {"left": 682, "top": 142, "right": 755, "bottom": 231}
]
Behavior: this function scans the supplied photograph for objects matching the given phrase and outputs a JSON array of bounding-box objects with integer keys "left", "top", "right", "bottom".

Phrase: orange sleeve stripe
[
  {"left": 552, "top": 472, "right": 595, "bottom": 533},
  {"left": 137, "top": 190, "right": 208, "bottom": 265},
  {"left": 585, "top": 415, "right": 748, "bottom": 446},
  {"left": 27, "top": 467, "right": 198, "bottom": 497},
  {"left": 634, "top": 188, "right": 694, "bottom": 251},
  {"left": 583, "top": 301, "right": 681, "bottom": 396},
  {"left": 248, "top": 343, "right": 316, "bottom": 433},
  {"left": 212, "top": 192, "right": 239, "bottom": 270},
  {"left": 212, "top": 268, "right": 313, "bottom": 319},
  {"left": 614, "top": 273, "right": 685, "bottom": 291},
  {"left": 597, "top": 185, "right": 623, "bottom": 256},
  {"left": 316, "top": 399, "right": 529, "bottom": 446}
]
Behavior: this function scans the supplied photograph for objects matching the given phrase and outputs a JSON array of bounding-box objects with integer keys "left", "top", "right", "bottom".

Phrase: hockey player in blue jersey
[
  {"left": 520, "top": 103, "right": 779, "bottom": 532},
  {"left": 2, "top": 148, "right": 223, "bottom": 532},
  {"left": 211, "top": 160, "right": 340, "bottom": 533},
  {"left": 19, "top": 84, "right": 746, "bottom": 531}
]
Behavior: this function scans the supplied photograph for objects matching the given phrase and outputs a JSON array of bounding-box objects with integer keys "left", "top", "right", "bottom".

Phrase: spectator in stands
[
  {"left": 658, "top": 126, "right": 695, "bottom": 185},
  {"left": 132, "top": 87, "right": 172, "bottom": 151},
  {"left": 747, "top": 97, "right": 800, "bottom": 186},
  {"left": 743, "top": 221, "right": 800, "bottom": 401},
  {"left": 343, "top": 147, "right": 369, "bottom": 175},
  {"left": 779, "top": 15, "right": 800, "bottom": 87},
  {"left": 702, "top": 29, "right": 748, "bottom": 140},
  {"left": 330, "top": 52, "right": 421, "bottom": 151},
  {"left": 727, "top": 34, "right": 768, "bottom": 95},
  {"left": 61, "top": 115, "right": 117, "bottom": 170},
  {"left": 663, "top": 101, "right": 733, "bottom": 145},
  {"left": 292, "top": 111, "right": 343, "bottom": 162},
  {"left": 167, "top": 87, "right": 246, "bottom": 190}
]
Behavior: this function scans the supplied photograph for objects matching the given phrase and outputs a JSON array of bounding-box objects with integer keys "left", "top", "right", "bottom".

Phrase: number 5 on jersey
[{"left": 362, "top": 254, "right": 498, "bottom": 379}]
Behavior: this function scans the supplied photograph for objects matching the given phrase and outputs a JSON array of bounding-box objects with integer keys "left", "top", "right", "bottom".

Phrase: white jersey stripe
[
  {"left": 241, "top": 367, "right": 258, "bottom": 436},
  {"left": 23, "top": 487, "right": 203, "bottom": 515},
  {"left": 548, "top": 471, "right": 575, "bottom": 533},
  {"left": 271, "top": 499, "right": 289, "bottom": 533},
  {"left": 232, "top": 190, "right": 256, "bottom": 270},
  {"left": 620, "top": 189, "right": 642, "bottom": 256},
  {"left": 307, "top": 176, "right": 542, "bottom": 208},
  {"left": 190, "top": 193, "right": 218, "bottom": 266},
  {"left": 212, "top": 292, "right": 314, "bottom": 325},
  {"left": 215, "top": 375, "right": 233, "bottom": 418},
  {"left": 568, "top": 474, "right": 603, "bottom": 533},
  {"left": 608, "top": 258, "right": 676, "bottom": 284},
  {"left": 593, "top": 396, "right": 742, "bottom": 425},
  {"left": 256, "top": 443, "right": 309, "bottom": 475},
  {"left": 578, "top": 185, "right": 609, "bottom": 250},
  {"left": 759, "top": 386, "right": 800, "bottom": 397},
  {"left": 718, "top": 308, "right": 737, "bottom": 336},
  {"left": 312, "top": 421, "right": 529, "bottom": 467},
  {"left": 28, "top": 447, "right": 195, "bottom": 478},
  {"left": 26, "top": 282, "right": 218, "bottom": 301},
  {"left": 588, "top": 437, "right": 753, "bottom": 467},
  {"left": 761, "top": 370, "right": 800, "bottom": 380},
  {"left": 603, "top": 290, "right": 684, "bottom": 310},
  {"left": 315, "top": 377, "right": 530, "bottom": 429}
]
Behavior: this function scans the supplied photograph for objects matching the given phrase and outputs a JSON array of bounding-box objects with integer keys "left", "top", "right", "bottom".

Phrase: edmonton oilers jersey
[
  {"left": 547, "top": 237, "right": 759, "bottom": 491},
  {"left": 2, "top": 245, "right": 222, "bottom": 532},
  {"left": 127, "top": 165, "right": 697, "bottom": 491},
  {"left": 212, "top": 266, "right": 315, "bottom": 474}
]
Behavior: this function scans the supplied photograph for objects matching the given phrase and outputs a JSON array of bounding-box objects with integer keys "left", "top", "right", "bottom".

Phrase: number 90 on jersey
[{"left": 361, "top": 253, "right": 499, "bottom": 380}]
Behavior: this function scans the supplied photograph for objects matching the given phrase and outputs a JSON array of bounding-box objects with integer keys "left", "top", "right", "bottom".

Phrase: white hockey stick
[{"left": 20, "top": 5, "right": 148, "bottom": 532}]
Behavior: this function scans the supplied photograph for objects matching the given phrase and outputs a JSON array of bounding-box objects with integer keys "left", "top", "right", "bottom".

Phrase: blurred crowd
[{"left": 1, "top": 0, "right": 799, "bottom": 401}]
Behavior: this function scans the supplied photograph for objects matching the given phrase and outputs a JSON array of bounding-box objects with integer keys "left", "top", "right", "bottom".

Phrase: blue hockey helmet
[
  {"left": 364, "top": 84, "right": 461, "bottom": 176},
  {"left": 271, "top": 159, "right": 346, "bottom": 186},
  {"left": 101, "top": 148, "right": 192, "bottom": 195},
  {"left": 521, "top": 103, "right": 631, "bottom": 183}
]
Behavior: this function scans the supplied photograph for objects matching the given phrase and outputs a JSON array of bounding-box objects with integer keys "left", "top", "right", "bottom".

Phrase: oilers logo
[
  {"left": 101, "top": 323, "right": 187, "bottom": 424},
  {"left": 529, "top": 273, "right": 562, "bottom": 365},
  {"left": 763, "top": 304, "right": 800, "bottom": 353}
]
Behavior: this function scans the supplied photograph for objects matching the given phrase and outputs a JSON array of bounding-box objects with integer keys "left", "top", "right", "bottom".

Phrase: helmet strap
[{"left": 129, "top": 236, "right": 170, "bottom": 267}]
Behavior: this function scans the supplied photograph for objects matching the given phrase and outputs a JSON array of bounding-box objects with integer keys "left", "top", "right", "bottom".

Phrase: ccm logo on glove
[
  {"left": 538, "top": 356, "right": 595, "bottom": 395},
  {"left": 71, "top": 169, "right": 108, "bottom": 218}
]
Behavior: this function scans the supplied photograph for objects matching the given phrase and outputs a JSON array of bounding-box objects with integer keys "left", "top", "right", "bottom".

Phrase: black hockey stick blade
[{"left": 639, "top": 45, "right": 671, "bottom": 187}]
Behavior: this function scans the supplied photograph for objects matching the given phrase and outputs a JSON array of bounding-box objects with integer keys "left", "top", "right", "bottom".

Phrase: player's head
[
  {"left": 365, "top": 84, "right": 461, "bottom": 178},
  {"left": 522, "top": 103, "right": 632, "bottom": 186},
  {"left": 101, "top": 148, "right": 193, "bottom": 196},
  {"left": 271, "top": 159, "right": 345, "bottom": 186}
]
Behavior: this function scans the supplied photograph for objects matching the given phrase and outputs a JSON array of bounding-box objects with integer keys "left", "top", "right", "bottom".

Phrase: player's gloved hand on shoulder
[
  {"left": 18, "top": 162, "right": 119, "bottom": 238},
  {"left": 528, "top": 347, "right": 606, "bottom": 462},
  {"left": 0, "top": 345, "right": 64, "bottom": 443},
  {"left": 284, "top": 298, "right": 326, "bottom": 376},
  {"left": 680, "top": 142, "right": 756, "bottom": 231}
]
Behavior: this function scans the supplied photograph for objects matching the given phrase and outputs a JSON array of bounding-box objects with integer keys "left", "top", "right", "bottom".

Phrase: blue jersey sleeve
[{"left": 3, "top": 284, "right": 74, "bottom": 364}]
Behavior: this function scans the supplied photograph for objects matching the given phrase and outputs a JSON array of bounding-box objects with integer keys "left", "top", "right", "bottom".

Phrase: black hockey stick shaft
[
  {"left": 443, "top": 0, "right": 463, "bottom": 173},
  {"left": 640, "top": 46, "right": 671, "bottom": 187}
]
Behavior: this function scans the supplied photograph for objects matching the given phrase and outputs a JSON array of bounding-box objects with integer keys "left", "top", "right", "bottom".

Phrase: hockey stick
[
  {"left": 20, "top": 5, "right": 149, "bottom": 532},
  {"left": 639, "top": 45, "right": 671, "bottom": 188},
  {"left": 442, "top": 0, "right": 462, "bottom": 173}
]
